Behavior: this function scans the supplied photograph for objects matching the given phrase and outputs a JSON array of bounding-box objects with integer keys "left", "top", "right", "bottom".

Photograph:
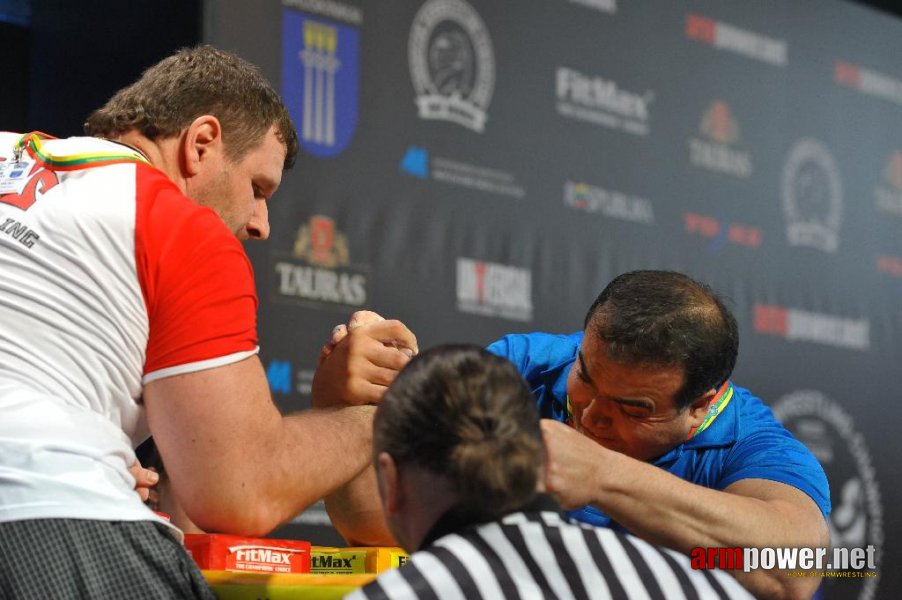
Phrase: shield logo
[{"left": 282, "top": 10, "right": 359, "bottom": 158}]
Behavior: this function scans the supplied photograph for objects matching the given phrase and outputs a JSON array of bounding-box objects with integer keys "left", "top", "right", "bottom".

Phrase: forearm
[
  {"left": 325, "top": 464, "right": 396, "bottom": 546},
  {"left": 592, "top": 451, "right": 828, "bottom": 599},
  {"left": 162, "top": 403, "right": 376, "bottom": 536}
]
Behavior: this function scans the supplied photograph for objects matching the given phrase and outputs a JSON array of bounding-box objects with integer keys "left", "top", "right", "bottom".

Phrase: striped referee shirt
[{"left": 345, "top": 495, "right": 751, "bottom": 600}]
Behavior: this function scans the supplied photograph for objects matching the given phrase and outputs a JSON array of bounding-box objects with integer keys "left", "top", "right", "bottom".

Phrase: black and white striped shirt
[{"left": 345, "top": 496, "right": 751, "bottom": 600}]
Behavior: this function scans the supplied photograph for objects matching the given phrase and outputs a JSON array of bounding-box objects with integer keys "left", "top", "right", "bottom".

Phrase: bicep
[
  {"left": 725, "top": 478, "right": 830, "bottom": 545},
  {"left": 143, "top": 356, "right": 280, "bottom": 520}
]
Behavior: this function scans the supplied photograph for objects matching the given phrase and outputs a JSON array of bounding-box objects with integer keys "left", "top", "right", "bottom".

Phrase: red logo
[
  {"left": 883, "top": 151, "right": 902, "bottom": 191},
  {"left": 877, "top": 255, "right": 902, "bottom": 277},
  {"left": 753, "top": 304, "right": 788, "bottom": 336},
  {"left": 292, "top": 215, "right": 350, "bottom": 268},
  {"left": 0, "top": 163, "right": 60, "bottom": 211},
  {"left": 701, "top": 101, "right": 738, "bottom": 144},
  {"left": 683, "top": 213, "right": 761, "bottom": 248},
  {"left": 835, "top": 60, "right": 861, "bottom": 88},
  {"left": 686, "top": 13, "right": 716, "bottom": 44}
]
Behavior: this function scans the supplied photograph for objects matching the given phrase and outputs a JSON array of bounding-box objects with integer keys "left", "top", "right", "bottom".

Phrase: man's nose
[
  {"left": 581, "top": 396, "right": 614, "bottom": 428},
  {"left": 246, "top": 200, "right": 270, "bottom": 241}
]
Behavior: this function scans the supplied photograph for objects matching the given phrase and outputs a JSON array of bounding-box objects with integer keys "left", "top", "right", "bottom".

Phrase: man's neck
[{"left": 107, "top": 131, "right": 186, "bottom": 194}]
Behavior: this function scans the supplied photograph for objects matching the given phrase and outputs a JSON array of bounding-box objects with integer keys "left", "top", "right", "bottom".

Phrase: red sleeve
[{"left": 134, "top": 163, "right": 259, "bottom": 379}]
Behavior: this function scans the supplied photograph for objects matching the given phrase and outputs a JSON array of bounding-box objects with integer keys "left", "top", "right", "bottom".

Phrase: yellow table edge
[{"left": 203, "top": 570, "right": 377, "bottom": 600}]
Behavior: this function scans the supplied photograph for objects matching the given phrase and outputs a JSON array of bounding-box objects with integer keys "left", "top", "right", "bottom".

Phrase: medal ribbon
[{"left": 14, "top": 132, "right": 150, "bottom": 171}]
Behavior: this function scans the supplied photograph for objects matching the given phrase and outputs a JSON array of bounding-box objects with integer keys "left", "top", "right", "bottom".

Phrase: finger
[
  {"left": 348, "top": 310, "right": 385, "bottom": 330},
  {"left": 355, "top": 320, "right": 418, "bottom": 355},
  {"left": 330, "top": 324, "right": 349, "bottom": 345},
  {"left": 351, "top": 342, "right": 414, "bottom": 372},
  {"left": 345, "top": 380, "right": 391, "bottom": 405}
]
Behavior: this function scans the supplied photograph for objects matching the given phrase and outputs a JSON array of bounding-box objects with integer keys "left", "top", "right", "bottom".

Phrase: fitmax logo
[{"left": 313, "top": 555, "right": 356, "bottom": 568}]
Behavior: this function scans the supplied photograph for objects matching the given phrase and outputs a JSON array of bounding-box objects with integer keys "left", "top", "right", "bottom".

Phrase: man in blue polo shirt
[{"left": 488, "top": 270, "right": 830, "bottom": 600}]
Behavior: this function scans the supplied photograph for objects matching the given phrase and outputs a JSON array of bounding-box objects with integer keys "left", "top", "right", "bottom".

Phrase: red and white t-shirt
[{"left": 0, "top": 132, "right": 258, "bottom": 524}]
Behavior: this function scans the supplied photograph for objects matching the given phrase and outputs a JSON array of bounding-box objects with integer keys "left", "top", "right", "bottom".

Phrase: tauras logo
[
  {"left": 273, "top": 215, "right": 368, "bottom": 308},
  {"left": 688, "top": 101, "right": 752, "bottom": 179}
]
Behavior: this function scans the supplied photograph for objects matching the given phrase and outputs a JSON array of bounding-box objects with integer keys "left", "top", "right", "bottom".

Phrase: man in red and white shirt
[{"left": 0, "top": 46, "right": 414, "bottom": 598}]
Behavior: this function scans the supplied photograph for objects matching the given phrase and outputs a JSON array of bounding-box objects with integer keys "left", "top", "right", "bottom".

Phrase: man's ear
[
  {"left": 376, "top": 452, "right": 402, "bottom": 515},
  {"left": 687, "top": 387, "right": 718, "bottom": 428},
  {"left": 180, "top": 115, "right": 223, "bottom": 177}
]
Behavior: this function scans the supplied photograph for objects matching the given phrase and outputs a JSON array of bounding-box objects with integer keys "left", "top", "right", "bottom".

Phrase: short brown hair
[
  {"left": 85, "top": 45, "right": 298, "bottom": 169},
  {"left": 375, "top": 345, "right": 543, "bottom": 521}
]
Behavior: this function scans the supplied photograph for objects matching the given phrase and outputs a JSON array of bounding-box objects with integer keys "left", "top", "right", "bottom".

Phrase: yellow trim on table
[{"left": 203, "top": 570, "right": 376, "bottom": 600}]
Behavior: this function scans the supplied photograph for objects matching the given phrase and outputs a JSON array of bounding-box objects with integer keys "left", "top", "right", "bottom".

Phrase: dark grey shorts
[{"left": 0, "top": 518, "right": 216, "bottom": 599}]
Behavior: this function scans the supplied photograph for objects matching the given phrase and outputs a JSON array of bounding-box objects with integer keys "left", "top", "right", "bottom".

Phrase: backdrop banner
[{"left": 205, "top": 2, "right": 899, "bottom": 597}]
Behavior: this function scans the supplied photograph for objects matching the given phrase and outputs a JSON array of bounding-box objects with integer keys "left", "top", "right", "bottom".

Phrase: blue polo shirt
[{"left": 488, "top": 332, "right": 831, "bottom": 528}]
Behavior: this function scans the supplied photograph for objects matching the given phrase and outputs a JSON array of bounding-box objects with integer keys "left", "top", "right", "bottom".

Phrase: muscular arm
[
  {"left": 144, "top": 355, "right": 376, "bottom": 536},
  {"left": 542, "top": 420, "right": 829, "bottom": 600},
  {"left": 314, "top": 313, "right": 417, "bottom": 544},
  {"left": 325, "top": 464, "right": 396, "bottom": 546}
]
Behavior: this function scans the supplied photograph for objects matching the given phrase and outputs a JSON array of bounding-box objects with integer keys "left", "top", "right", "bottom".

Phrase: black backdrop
[
  {"left": 10, "top": 1, "right": 898, "bottom": 598},
  {"left": 205, "top": 2, "right": 898, "bottom": 598}
]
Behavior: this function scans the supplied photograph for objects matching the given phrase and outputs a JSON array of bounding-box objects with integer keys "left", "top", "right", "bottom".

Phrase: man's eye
[{"left": 620, "top": 404, "right": 653, "bottom": 419}]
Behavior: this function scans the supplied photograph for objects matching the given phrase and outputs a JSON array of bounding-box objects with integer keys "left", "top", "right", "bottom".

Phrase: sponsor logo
[
  {"left": 754, "top": 304, "right": 869, "bottom": 351},
  {"left": 265, "top": 360, "right": 316, "bottom": 396},
  {"left": 773, "top": 391, "right": 884, "bottom": 599},
  {"left": 227, "top": 544, "right": 309, "bottom": 573},
  {"left": 409, "top": 0, "right": 494, "bottom": 132},
  {"left": 688, "top": 101, "right": 752, "bottom": 178},
  {"left": 456, "top": 258, "right": 532, "bottom": 322},
  {"left": 683, "top": 212, "right": 761, "bottom": 250},
  {"left": 564, "top": 181, "right": 654, "bottom": 224},
  {"left": 312, "top": 555, "right": 356, "bottom": 569},
  {"left": 876, "top": 254, "right": 902, "bottom": 278},
  {"left": 281, "top": 0, "right": 362, "bottom": 25},
  {"left": 568, "top": 0, "right": 616, "bottom": 14},
  {"left": 690, "top": 545, "right": 877, "bottom": 575},
  {"left": 556, "top": 66, "right": 653, "bottom": 136},
  {"left": 400, "top": 146, "right": 525, "bottom": 198},
  {"left": 685, "top": 13, "right": 787, "bottom": 66},
  {"left": 282, "top": 8, "right": 359, "bottom": 157},
  {"left": 272, "top": 215, "right": 368, "bottom": 310},
  {"left": 835, "top": 60, "right": 902, "bottom": 106},
  {"left": 873, "top": 151, "right": 902, "bottom": 217},
  {"left": 266, "top": 360, "right": 293, "bottom": 394},
  {"left": 233, "top": 547, "right": 294, "bottom": 565},
  {"left": 782, "top": 139, "right": 843, "bottom": 253}
]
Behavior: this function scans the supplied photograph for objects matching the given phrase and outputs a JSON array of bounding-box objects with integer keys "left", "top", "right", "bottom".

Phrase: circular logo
[
  {"left": 773, "top": 390, "right": 882, "bottom": 600},
  {"left": 408, "top": 0, "right": 495, "bottom": 132},
  {"left": 782, "top": 139, "right": 843, "bottom": 253}
]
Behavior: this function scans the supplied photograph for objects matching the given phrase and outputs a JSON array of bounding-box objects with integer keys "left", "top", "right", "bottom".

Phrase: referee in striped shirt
[{"left": 346, "top": 345, "right": 751, "bottom": 600}]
